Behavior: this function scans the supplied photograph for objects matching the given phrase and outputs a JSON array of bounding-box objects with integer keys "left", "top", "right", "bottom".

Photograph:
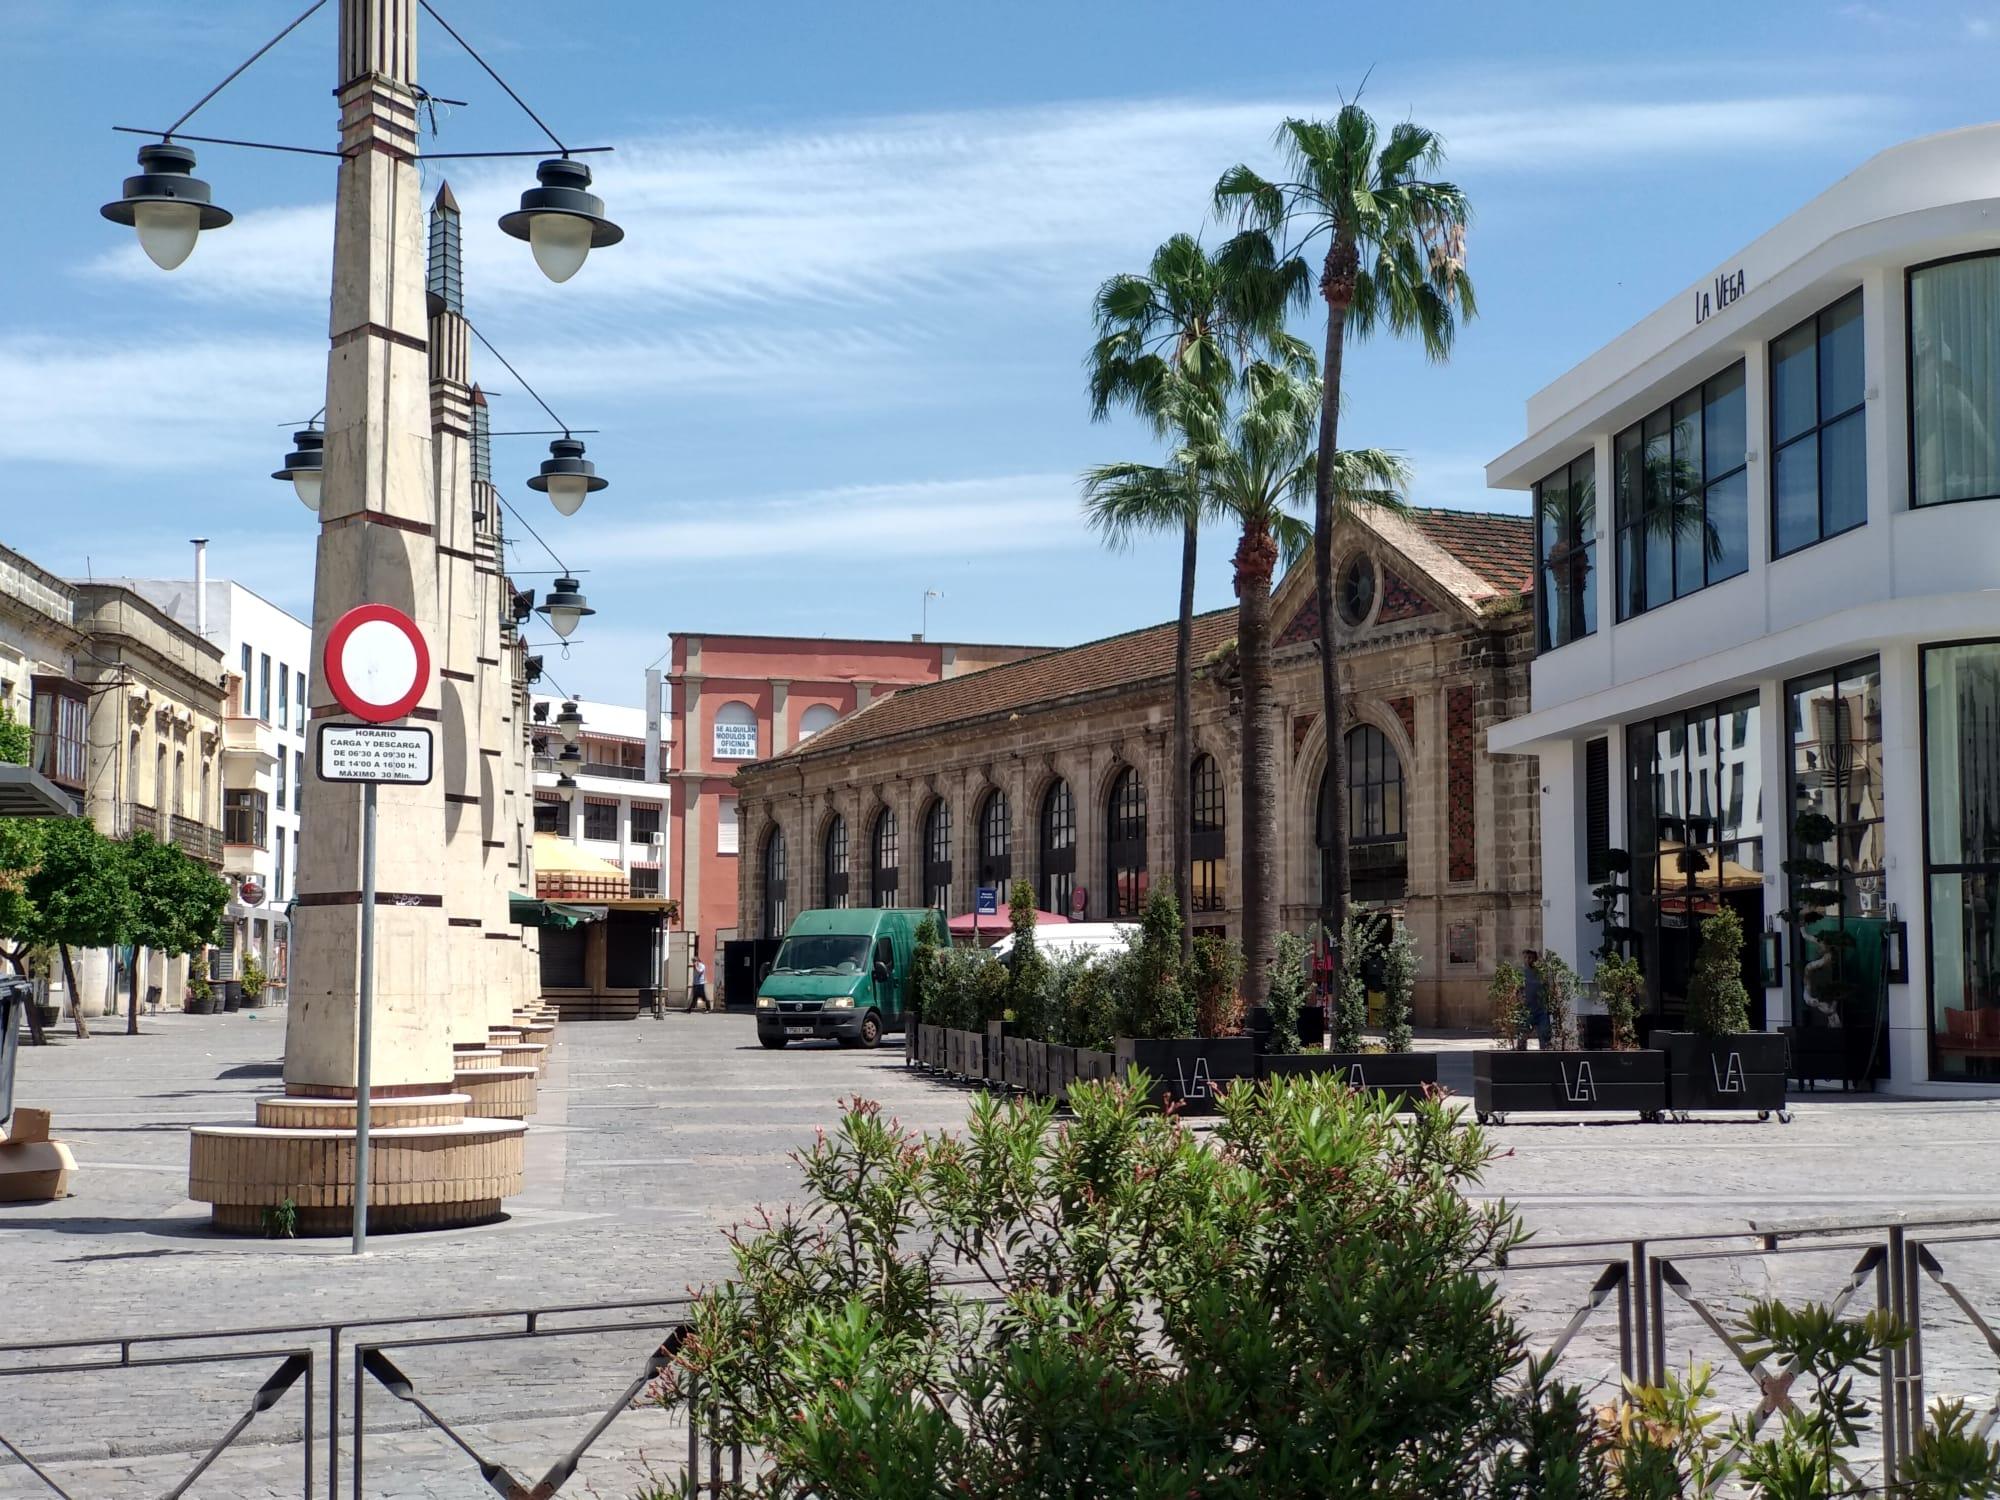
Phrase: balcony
[
  {"left": 120, "top": 801, "right": 159, "bottom": 838},
  {"left": 222, "top": 716, "right": 282, "bottom": 768},
  {"left": 171, "top": 815, "right": 224, "bottom": 867}
]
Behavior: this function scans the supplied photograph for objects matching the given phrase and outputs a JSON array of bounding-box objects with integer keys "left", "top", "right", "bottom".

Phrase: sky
[{"left": 4, "top": 0, "right": 1998, "bottom": 702}]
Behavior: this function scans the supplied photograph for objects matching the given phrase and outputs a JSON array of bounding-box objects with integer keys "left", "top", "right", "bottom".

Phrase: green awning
[{"left": 509, "top": 892, "right": 607, "bottom": 929}]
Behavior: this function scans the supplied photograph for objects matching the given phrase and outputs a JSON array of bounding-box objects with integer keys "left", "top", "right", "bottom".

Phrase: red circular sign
[
  {"left": 323, "top": 604, "right": 430, "bottom": 723},
  {"left": 1070, "top": 886, "right": 1089, "bottom": 915},
  {"left": 239, "top": 877, "right": 265, "bottom": 906}
]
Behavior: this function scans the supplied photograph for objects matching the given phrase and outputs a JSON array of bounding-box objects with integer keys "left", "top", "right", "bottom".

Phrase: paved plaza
[{"left": 5, "top": 1014, "right": 2000, "bottom": 1495}]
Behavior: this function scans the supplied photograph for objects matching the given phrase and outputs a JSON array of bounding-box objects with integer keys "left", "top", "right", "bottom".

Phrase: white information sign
[
  {"left": 713, "top": 721, "right": 759, "bottom": 760},
  {"left": 316, "top": 722, "right": 435, "bottom": 785}
]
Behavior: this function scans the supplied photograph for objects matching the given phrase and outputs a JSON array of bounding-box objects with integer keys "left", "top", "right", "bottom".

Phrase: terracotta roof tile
[{"left": 1407, "top": 509, "right": 1535, "bottom": 594}]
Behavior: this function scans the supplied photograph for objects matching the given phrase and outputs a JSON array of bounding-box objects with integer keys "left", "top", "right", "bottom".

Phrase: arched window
[
  {"left": 823, "top": 814, "right": 849, "bottom": 908},
  {"left": 1106, "top": 767, "right": 1148, "bottom": 918},
  {"left": 1317, "top": 725, "right": 1407, "bottom": 904},
  {"left": 761, "top": 825, "right": 788, "bottom": 937},
  {"left": 977, "top": 790, "right": 1011, "bottom": 899},
  {"left": 1040, "top": 780, "right": 1076, "bottom": 916},
  {"left": 201, "top": 763, "right": 212, "bottom": 828},
  {"left": 155, "top": 743, "right": 168, "bottom": 814},
  {"left": 1190, "top": 754, "right": 1225, "bottom": 912},
  {"left": 797, "top": 704, "right": 839, "bottom": 742},
  {"left": 173, "top": 750, "right": 186, "bottom": 818},
  {"left": 871, "top": 808, "right": 899, "bottom": 907},
  {"left": 922, "top": 798, "right": 953, "bottom": 912},
  {"left": 712, "top": 700, "right": 759, "bottom": 761}
]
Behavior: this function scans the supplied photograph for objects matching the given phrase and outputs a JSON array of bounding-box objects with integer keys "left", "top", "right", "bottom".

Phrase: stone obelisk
[{"left": 189, "top": 0, "right": 526, "bottom": 1233}]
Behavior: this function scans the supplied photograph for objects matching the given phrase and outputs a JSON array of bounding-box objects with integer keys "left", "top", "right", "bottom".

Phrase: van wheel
[
  {"left": 759, "top": 1034, "right": 787, "bottom": 1050},
  {"left": 859, "top": 1011, "right": 882, "bottom": 1048}
]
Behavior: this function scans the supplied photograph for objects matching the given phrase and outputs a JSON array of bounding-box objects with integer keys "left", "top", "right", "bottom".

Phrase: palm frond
[{"left": 1079, "top": 460, "right": 1196, "bottom": 548}]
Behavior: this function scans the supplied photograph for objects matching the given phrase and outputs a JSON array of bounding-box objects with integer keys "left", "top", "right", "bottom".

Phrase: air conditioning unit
[{"left": 646, "top": 831, "right": 666, "bottom": 848}]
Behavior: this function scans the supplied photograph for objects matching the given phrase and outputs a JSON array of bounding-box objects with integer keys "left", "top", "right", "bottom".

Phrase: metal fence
[{"left": 4, "top": 1217, "right": 2000, "bottom": 1496}]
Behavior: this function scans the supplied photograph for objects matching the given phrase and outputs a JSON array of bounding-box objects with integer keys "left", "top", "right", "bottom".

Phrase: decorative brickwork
[
  {"left": 1378, "top": 568, "right": 1438, "bottom": 622},
  {"left": 1292, "top": 712, "right": 1319, "bottom": 760},
  {"left": 1276, "top": 590, "right": 1321, "bottom": 648},
  {"left": 1389, "top": 697, "right": 1416, "bottom": 747},
  {"left": 1448, "top": 686, "right": 1477, "bottom": 882}
]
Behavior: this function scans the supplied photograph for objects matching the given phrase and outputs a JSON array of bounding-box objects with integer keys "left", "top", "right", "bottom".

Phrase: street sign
[
  {"left": 238, "top": 877, "right": 265, "bottom": 907},
  {"left": 324, "top": 603, "right": 430, "bottom": 723},
  {"left": 975, "top": 886, "right": 998, "bottom": 916},
  {"left": 317, "top": 722, "right": 434, "bottom": 785},
  {"left": 1071, "top": 886, "right": 1089, "bottom": 916}
]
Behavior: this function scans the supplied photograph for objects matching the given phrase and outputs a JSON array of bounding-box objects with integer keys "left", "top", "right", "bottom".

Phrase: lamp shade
[
  {"left": 272, "top": 428, "right": 325, "bottom": 512},
  {"left": 556, "top": 772, "right": 577, "bottom": 805},
  {"left": 525, "top": 437, "right": 606, "bottom": 516},
  {"left": 536, "top": 576, "right": 594, "bottom": 640},
  {"left": 101, "top": 143, "right": 233, "bottom": 271},
  {"left": 497, "top": 158, "right": 624, "bottom": 284},
  {"left": 555, "top": 700, "right": 584, "bottom": 745}
]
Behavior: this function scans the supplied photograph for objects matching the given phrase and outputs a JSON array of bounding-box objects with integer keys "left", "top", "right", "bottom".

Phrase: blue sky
[{"left": 6, "top": 0, "right": 1998, "bottom": 700}]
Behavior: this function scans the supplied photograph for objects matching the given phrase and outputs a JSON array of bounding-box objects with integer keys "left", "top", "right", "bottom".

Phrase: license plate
[{"left": 785, "top": 1025, "right": 812, "bottom": 1037}]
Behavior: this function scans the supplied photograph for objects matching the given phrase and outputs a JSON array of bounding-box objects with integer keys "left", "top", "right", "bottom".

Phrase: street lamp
[
  {"left": 536, "top": 576, "right": 594, "bottom": 639},
  {"left": 555, "top": 700, "right": 583, "bottom": 745},
  {"left": 498, "top": 158, "right": 624, "bottom": 284},
  {"left": 272, "top": 426, "right": 325, "bottom": 512},
  {"left": 556, "top": 772, "right": 578, "bottom": 805},
  {"left": 556, "top": 742, "right": 582, "bottom": 773},
  {"left": 100, "top": 142, "right": 233, "bottom": 271},
  {"left": 525, "top": 436, "right": 606, "bottom": 516}
]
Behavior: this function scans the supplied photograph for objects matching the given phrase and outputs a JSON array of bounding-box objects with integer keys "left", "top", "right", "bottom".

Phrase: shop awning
[{"left": 509, "top": 891, "right": 607, "bottom": 928}]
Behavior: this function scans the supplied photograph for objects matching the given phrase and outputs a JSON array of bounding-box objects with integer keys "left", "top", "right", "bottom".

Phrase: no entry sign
[{"left": 324, "top": 604, "right": 430, "bottom": 723}]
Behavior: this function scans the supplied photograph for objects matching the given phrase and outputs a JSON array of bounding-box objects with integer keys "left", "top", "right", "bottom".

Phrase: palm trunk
[
  {"left": 1315, "top": 246, "right": 1355, "bottom": 953},
  {"left": 1173, "top": 512, "right": 1196, "bottom": 963},
  {"left": 1235, "top": 521, "right": 1278, "bottom": 1004}
]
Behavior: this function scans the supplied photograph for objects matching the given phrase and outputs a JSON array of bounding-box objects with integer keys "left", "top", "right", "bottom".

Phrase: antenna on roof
[{"left": 918, "top": 588, "right": 943, "bottom": 642}]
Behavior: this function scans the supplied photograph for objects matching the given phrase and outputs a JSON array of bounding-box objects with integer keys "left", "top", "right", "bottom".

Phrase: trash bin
[{"left": 0, "top": 976, "right": 26, "bottom": 1131}]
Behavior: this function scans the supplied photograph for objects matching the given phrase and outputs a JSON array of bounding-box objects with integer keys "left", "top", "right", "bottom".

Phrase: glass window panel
[
  {"left": 1912, "top": 254, "right": 2000, "bottom": 506},
  {"left": 1615, "top": 428, "right": 1642, "bottom": 527},
  {"left": 1925, "top": 642, "right": 2000, "bottom": 866},
  {"left": 1703, "top": 364, "right": 1746, "bottom": 481},
  {"left": 1818, "top": 291, "right": 1864, "bottom": 415},
  {"left": 1820, "top": 410, "right": 1868, "bottom": 538},
  {"left": 1771, "top": 319, "right": 1818, "bottom": 444},
  {"left": 1774, "top": 439, "right": 1820, "bottom": 557},
  {"left": 1705, "top": 469, "right": 1749, "bottom": 582}
]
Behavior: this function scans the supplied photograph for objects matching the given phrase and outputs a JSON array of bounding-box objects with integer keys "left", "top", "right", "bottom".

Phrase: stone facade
[{"left": 733, "top": 508, "right": 1543, "bottom": 1027}]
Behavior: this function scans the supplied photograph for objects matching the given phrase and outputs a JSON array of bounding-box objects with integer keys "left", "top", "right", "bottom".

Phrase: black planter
[
  {"left": 35, "top": 1003, "right": 62, "bottom": 1028},
  {"left": 1067, "top": 1047, "right": 1116, "bottom": 1106},
  {"left": 222, "top": 986, "right": 243, "bottom": 1012},
  {"left": 1001, "top": 1034, "right": 1026, "bottom": 1090},
  {"left": 1655, "top": 1032, "right": 1790, "bottom": 1119},
  {"left": 1472, "top": 1048, "right": 1667, "bottom": 1122},
  {"left": 1257, "top": 1051, "right": 1437, "bottom": 1108},
  {"left": 1113, "top": 1036, "right": 1257, "bottom": 1113},
  {"left": 947, "top": 1027, "right": 985, "bottom": 1080}
]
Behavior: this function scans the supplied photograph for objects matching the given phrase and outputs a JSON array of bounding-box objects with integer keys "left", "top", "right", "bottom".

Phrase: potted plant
[
  {"left": 184, "top": 971, "right": 216, "bottom": 1016},
  {"left": 1473, "top": 949, "right": 1667, "bottom": 1123},
  {"left": 1111, "top": 888, "right": 1253, "bottom": 1113},
  {"left": 1059, "top": 953, "right": 1119, "bottom": 1106},
  {"left": 1654, "top": 907, "right": 1790, "bottom": 1120},
  {"left": 1258, "top": 920, "right": 1436, "bottom": 1106},
  {"left": 908, "top": 913, "right": 942, "bottom": 1070},
  {"left": 1596, "top": 953, "right": 1644, "bottom": 1052},
  {"left": 231, "top": 953, "right": 264, "bottom": 1012}
]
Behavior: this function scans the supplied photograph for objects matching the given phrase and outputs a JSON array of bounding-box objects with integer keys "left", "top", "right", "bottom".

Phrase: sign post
[
  {"left": 320, "top": 604, "right": 432, "bottom": 1255},
  {"left": 974, "top": 885, "right": 997, "bottom": 943}
]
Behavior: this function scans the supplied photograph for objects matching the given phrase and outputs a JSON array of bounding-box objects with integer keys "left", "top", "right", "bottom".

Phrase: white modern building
[
  {"left": 529, "top": 684, "right": 670, "bottom": 899},
  {"left": 128, "top": 551, "right": 311, "bottom": 1006},
  {"left": 1489, "top": 124, "right": 2000, "bottom": 1094}
]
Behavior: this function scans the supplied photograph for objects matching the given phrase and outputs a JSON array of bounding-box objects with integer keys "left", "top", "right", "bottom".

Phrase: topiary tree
[
  {"left": 1487, "top": 959, "right": 1525, "bottom": 1047},
  {"left": 1117, "top": 884, "right": 1190, "bottom": 1039},
  {"left": 1687, "top": 906, "right": 1751, "bottom": 1037},
  {"left": 1533, "top": 949, "right": 1580, "bottom": 1051},
  {"left": 1264, "top": 931, "right": 1310, "bottom": 1055},
  {"left": 1379, "top": 922, "right": 1418, "bottom": 1054},
  {"left": 1057, "top": 953, "right": 1121, "bottom": 1052},
  {"left": 1002, "top": 879, "right": 1053, "bottom": 1040},
  {"left": 1331, "top": 913, "right": 1380, "bottom": 1053},
  {"left": 1596, "top": 952, "right": 1644, "bottom": 1051},
  {"left": 909, "top": 911, "right": 943, "bottom": 1024},
  {"left": 1189, "top": 933, "right": 1245, "bottom": 1039}
]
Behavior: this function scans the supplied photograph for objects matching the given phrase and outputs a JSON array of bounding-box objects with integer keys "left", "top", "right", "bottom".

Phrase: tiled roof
[
  {"left": 771, "top": 608, "right": 1238, "bottom": 761},
  {"left": 1407, "top": 509, "right": 1535, "bottom": 594}
]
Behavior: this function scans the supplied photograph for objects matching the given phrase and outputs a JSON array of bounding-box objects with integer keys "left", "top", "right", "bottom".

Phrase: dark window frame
[
  {"left": 583, "top": 799, "right": 618, "bottom": 842},
  {"left": 29, "top": 676, "right": 87, "bottom": 789},
  {"left": 224, "top": 787, "right": 269, "bottom": 849},
  {"left": 1105, "top": 767, "right": 1148, "bottom": 919},
  {"left": 1907, "top": 250, "right": 2000, "bottom": 511},
  {"left": 871, "top": 808, "right": 899, "bottom": 907},
  {"left": 1918, "top": 637, "right": 2000, "bottom": 1080},
  {"left": 823, "top": 813, "right": 850, "bottom": 908},
  {"left": 921, "top": 798, "right": 953, "bottom": 912},
  {"left": 762, "top": 824, "right": 788, "bottom": 938},
  {"left": 1040, "top": 780, "right": 1076, "bottom": 916},
  {"left": 1771, "top": 288, "right": 1867, "bottom": 558},
  {"left": 1533, "top": 451, "right": 1597, "bottom": 652},
  {"left": 1189, "top": 753, "right": 1225, "bottom": 912},
  {"left": 977, "top": 790, "right": 1011, "bottom": 896},
  {"left": 1615, "top": 360, "right": 1750, "bottom": 621}
]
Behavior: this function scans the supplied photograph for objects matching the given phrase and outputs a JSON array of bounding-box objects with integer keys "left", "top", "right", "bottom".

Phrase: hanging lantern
[
  {"left": 555, "top": 700, "right": 584, "bottom": 745},
  {"left": 100, "top": 143, "right": 233, "bottom": 271},
  {"left": 272, "top": 427, "right": 325, "bottom": 512},
  {"left": 526, "top": 436, "right": 606, "bottom": 517},
  {"left": 536, "top": 576, "right": 594, "bottom": 639},
  {"left": 497, "top": 157, "right": 624, "bottom": 284}
]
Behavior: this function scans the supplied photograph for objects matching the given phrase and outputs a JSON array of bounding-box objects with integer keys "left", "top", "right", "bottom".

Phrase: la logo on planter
[
  {"left": 1562, "top": 1060, "right": 1598, "bottom": 1103},
  {"left": 1175, "top": 1057, "right": 1215, "bottom": 1100},
  {"left": 1712, "top": 1051, "right": 1746, "bottom": 1093}
]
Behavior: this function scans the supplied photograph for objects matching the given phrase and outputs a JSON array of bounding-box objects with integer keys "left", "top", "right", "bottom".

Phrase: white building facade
[
  {"left": 130, "top": 572, "right": 312, "bottom": 1006},
  {"left": 1489, "top": 125, "right": 2000, "bottom": 1094},
  {"left": 529, "top": 687, "right": 670, "bottom": 899}
]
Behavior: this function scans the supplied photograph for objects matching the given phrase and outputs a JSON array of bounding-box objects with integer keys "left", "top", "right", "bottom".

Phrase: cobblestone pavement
[{"left": 4, "top": 1015, "right": 1999, "bottom": 1495}]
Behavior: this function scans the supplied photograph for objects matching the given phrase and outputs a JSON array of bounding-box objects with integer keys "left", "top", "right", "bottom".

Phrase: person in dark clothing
[{"left": 1520, "top": 949, "right": 1552, "bottom": 1050}]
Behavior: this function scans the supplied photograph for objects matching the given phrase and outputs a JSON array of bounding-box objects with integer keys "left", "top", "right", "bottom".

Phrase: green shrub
[
  {"left": 1331, "top": 914, "right": 1380, "bottom": 1053},
  {"left": 1115, "top": 885, "right": 1190, "bottom": 1040},
  {"left": 1380, "top": 922, "right": 1418, "bottom": 1054},
  {"left": 1487, "top": 960, "right": 1525, "bottom": 1045},
  {"left": 1189, "top": 933, "right": 1244, "bottom": 1038},
  {"left": 928, "top": 947, "right": 1002, "bottom": 1033},
  {"left": 1264, "top": 931, "right": 1310, "bottom": 1055},
  {"left": 1596, "top": 953, "right": 1644, "bottom": 1051},
  {"left": 1055, "top": 953, "right": 1121, "bottom": 1052},
  {"left": 908, "top": 912, "right": 943, "bottom": 1023},
  {"left": 1686, "top": 906, "right": 1750, "bottom": 1036},
  {"left": 1533, "top": 950, "right": 1579, "bottom": 1051},
  {"left": 1002, "top": 880, "right": 1053, "bottom": 1039}
]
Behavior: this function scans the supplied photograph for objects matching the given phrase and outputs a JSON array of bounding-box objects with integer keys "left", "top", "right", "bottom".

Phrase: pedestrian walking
[
  {"left": 1520, "top": 949, "right": 1552, "bottom": 1050},
  {"left": 688, "top": 957, "right": 710, "bottom": 1014}
]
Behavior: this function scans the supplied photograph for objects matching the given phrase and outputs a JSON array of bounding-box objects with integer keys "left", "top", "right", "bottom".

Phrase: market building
[
  {"left": 732, "top": 508, "right": 1541, "bottom": 1027},
  {"left": 1487, "top": 123, "right": 2000, "bottom": 1092},
  {"left": 666, "top": 631, "right": 1044, "bottom": 993}
]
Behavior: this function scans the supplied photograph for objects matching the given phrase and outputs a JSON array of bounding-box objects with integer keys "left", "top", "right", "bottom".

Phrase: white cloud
[{"left": 585, "top": 473, "right": 1091, "bottom": 565}]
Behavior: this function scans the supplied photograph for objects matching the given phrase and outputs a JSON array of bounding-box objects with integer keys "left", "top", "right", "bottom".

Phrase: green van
[{"left": 754, "top": 907, "right": 944, "bottom": 1050}]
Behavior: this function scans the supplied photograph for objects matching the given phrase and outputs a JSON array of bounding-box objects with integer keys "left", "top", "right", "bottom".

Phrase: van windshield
[{"left": 770, "top": 934, "right": 873, "bottom": 977}]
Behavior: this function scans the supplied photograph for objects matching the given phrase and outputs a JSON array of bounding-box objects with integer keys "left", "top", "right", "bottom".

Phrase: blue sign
[{"left": 974, "top": 886, "right": 998, "bottom": 916}]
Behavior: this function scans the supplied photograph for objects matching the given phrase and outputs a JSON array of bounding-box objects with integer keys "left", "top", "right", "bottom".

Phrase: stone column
[{"left": 473, "top": 391, "right": 522, "bottom": 1027}]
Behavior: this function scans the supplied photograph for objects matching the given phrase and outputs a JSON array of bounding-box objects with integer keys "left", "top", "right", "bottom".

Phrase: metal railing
[{"left": 4, "top": 1218, "right": 2000, "bottom": 1495}]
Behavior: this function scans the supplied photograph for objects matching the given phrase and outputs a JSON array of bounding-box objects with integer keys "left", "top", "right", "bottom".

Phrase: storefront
[{"left": 1487, "top": 124, "right": 2000, "bottom": 1091}]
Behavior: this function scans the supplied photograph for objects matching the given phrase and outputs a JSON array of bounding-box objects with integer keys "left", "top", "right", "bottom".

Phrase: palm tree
[
  {"left": 1216, "top": 106, "right": 1475, "bottom": 946},
  {"left": 1090, "top": 366, "right": 1407, "bottom": 1003},
  {"left": 1085, "top": 232, "right": 1308, "bottom": 953}
]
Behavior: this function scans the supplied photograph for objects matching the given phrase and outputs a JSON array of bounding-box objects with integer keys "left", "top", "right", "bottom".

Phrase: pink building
[{"left": 666, "top": 632, "right": 1041, "bottom": 985}]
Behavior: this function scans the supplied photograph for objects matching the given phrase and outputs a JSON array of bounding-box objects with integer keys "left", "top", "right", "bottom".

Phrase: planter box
[
  {"left": 1113, "top": 1036, "right": 1257, "bottom": 1113},
  {"left": 1002, "top": 1035, "right": 1027, "bottom": 1091},
  {"left": 1655, "top": 1032, "right": 1790, "bottom": 1118},
  {"left": 1472, "top": 1049, "right": 1667, "bottom": 1122},
  {"left": 1067, "top": 1047, "right": 1116, "bottom": 1106},
  {"left": 1257, "top": 1051, "right": 1437, "bottom": 1108},
  {"left": 35, "top": 1003, "right": 63, "bottom": 1028},
  {"left": 915, "top": 1023, "right": 940, "bottom": 1070},
  {"left": 946, "top": 1027, "right": 985, "bottom": 1080},
  {"left": 986, "top": 1021, "right": 1011, "bottom": 1087},
  {"left": 1046, "top": 1044, "right": 1076, "bottom": 1103}
]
